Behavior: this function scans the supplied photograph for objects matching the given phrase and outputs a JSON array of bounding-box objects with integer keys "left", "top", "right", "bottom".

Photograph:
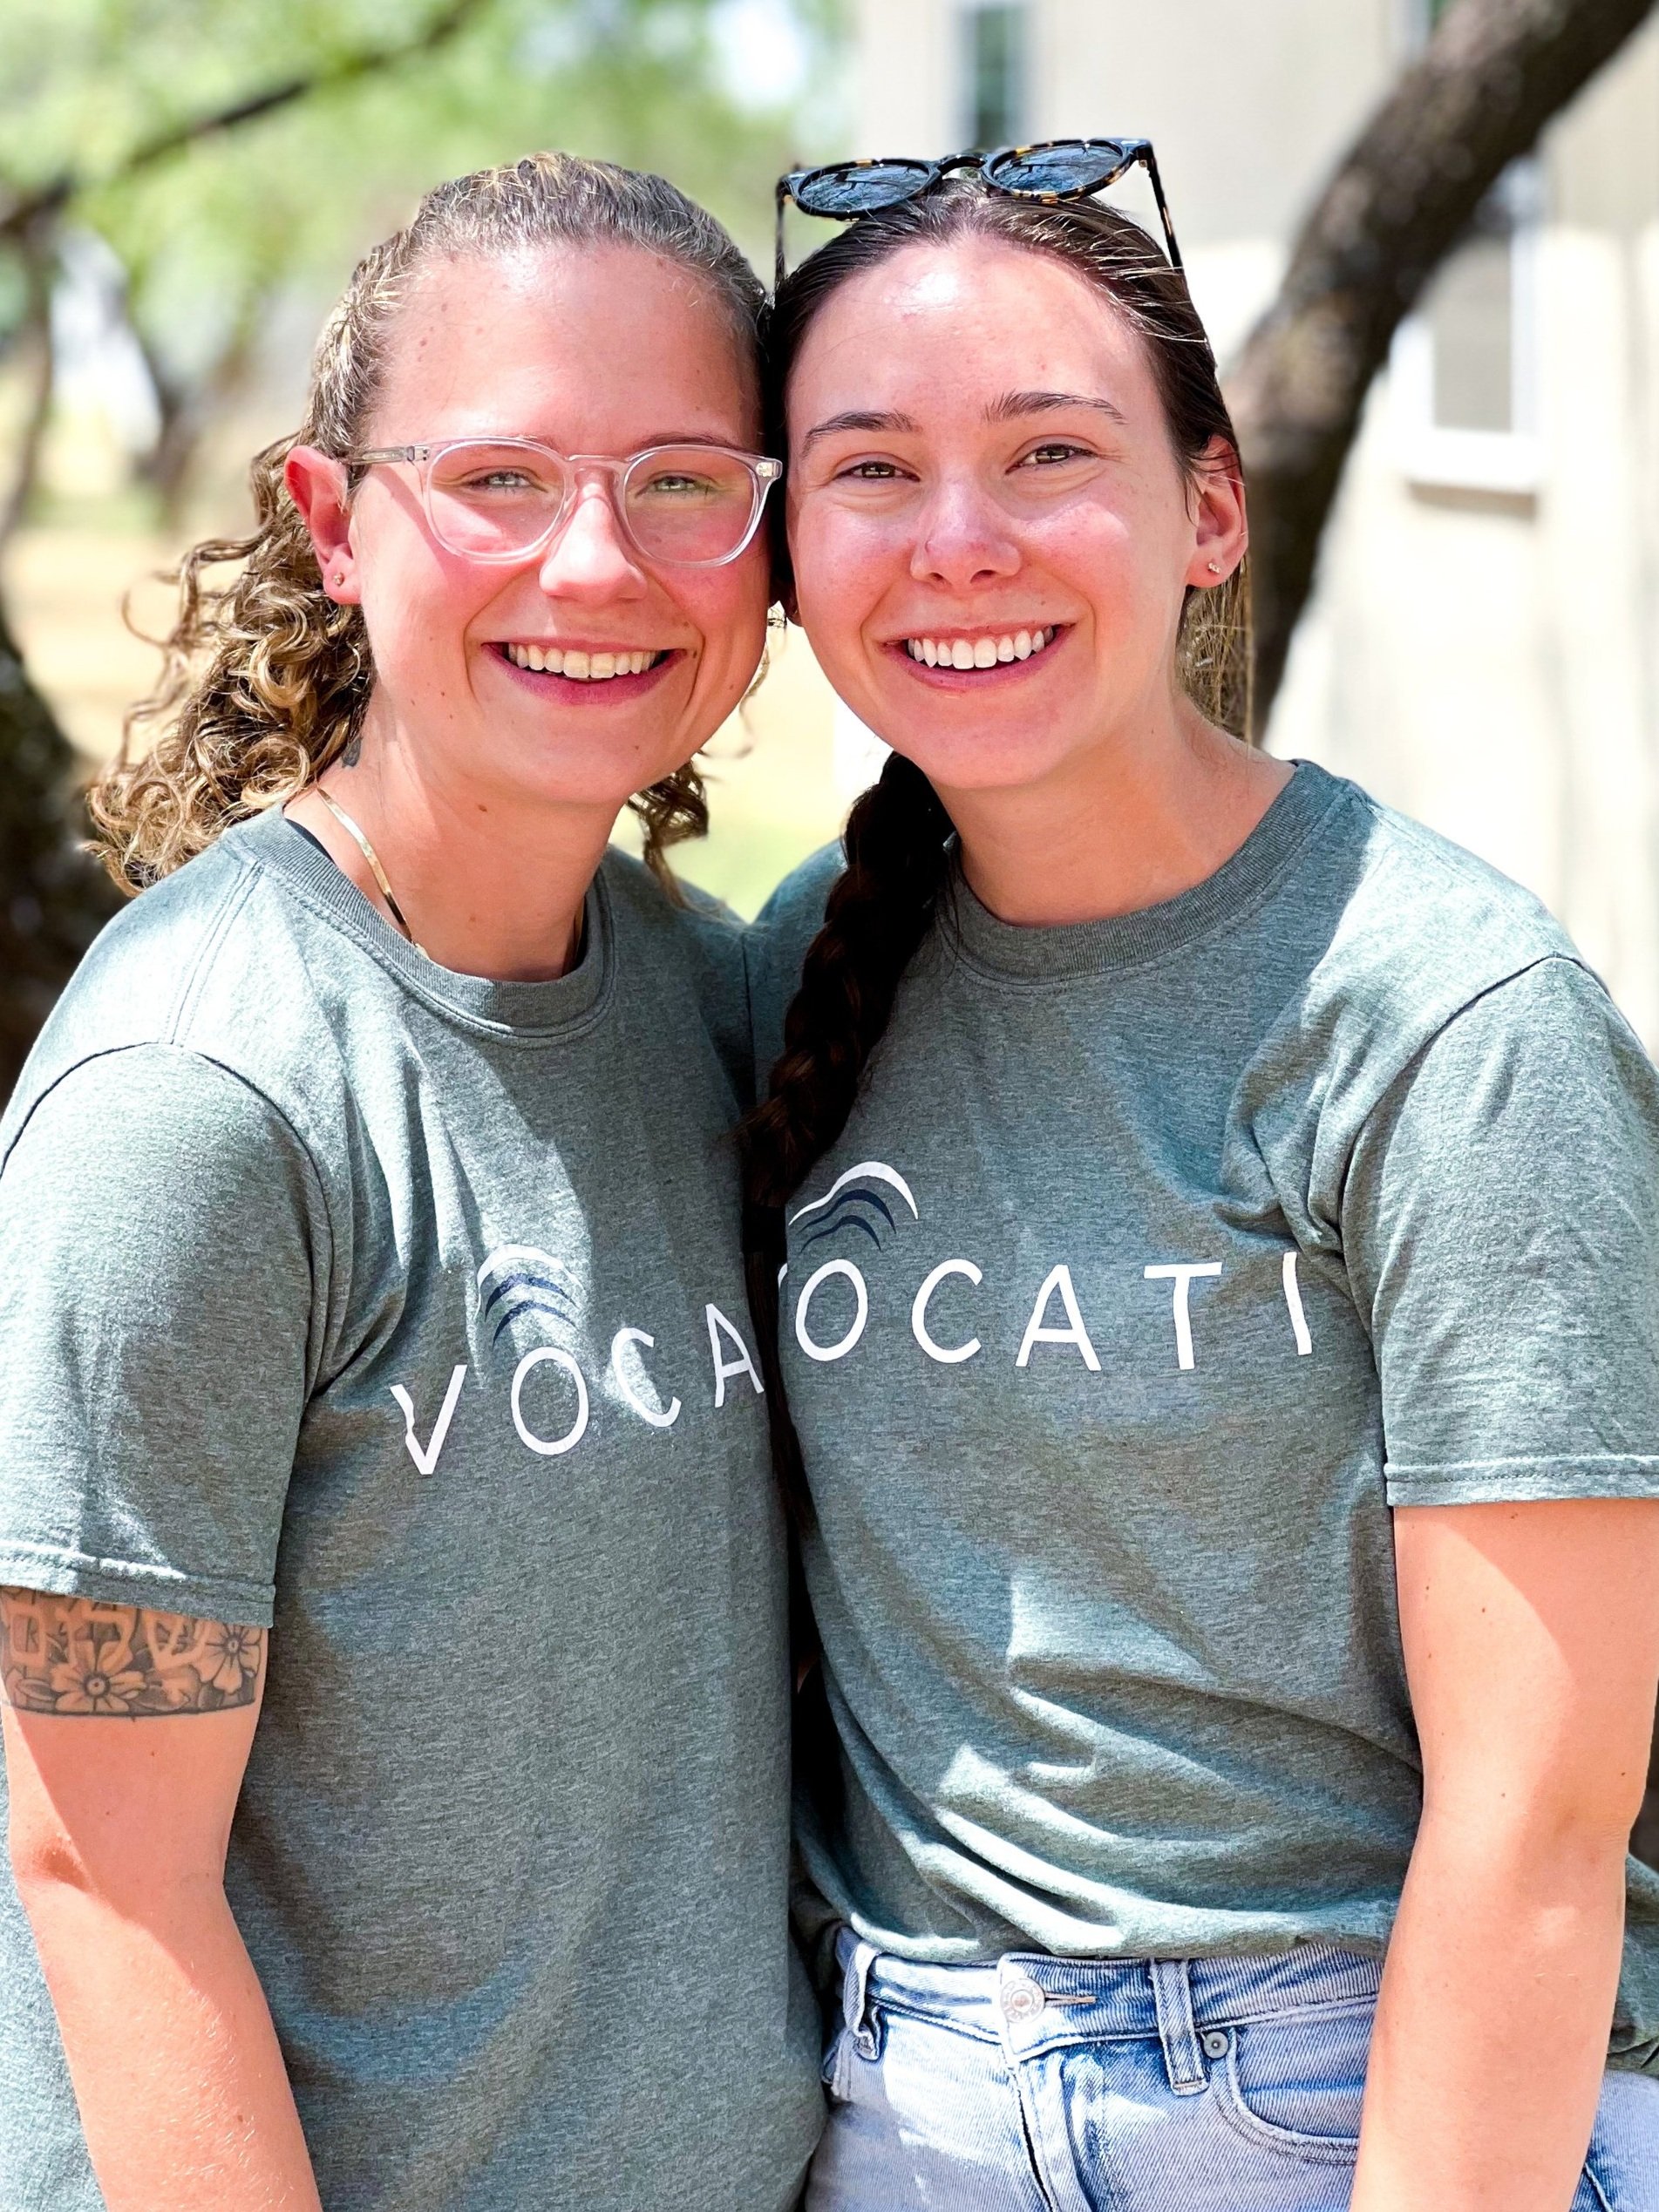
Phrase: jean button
[
  {"left": 1003, "top": 1975, "right": 1045, "bottom": 2023},
  {"left": 1202, "top": 2030, "right": 1230, "bottom": 2059}
]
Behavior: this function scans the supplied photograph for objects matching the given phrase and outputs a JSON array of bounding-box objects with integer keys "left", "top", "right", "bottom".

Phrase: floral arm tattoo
[{"left": 0, "top": 1588, "right": 266, "bottom": 1718}]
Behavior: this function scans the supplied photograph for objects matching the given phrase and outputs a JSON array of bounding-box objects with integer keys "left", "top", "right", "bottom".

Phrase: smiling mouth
[
  {"left": 901, "top": 627, "right": 1058, "bottom": 670},
  {"left": 497, "top": 642, "right": 673, "bottom": 682}
]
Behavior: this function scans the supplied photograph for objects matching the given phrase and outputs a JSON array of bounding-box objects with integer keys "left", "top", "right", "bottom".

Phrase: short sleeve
[
  {"left": 1341, "top": 957, "right": 1659, "bottom": 1506},
  {"left": 0, "top": 1046, "right": 326, "bottom": 1625}
]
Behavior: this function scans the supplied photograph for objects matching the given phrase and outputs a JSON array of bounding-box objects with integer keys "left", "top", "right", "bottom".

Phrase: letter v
[{"left": 390, "top": 1365, "right": 468, "bottom": 1476}]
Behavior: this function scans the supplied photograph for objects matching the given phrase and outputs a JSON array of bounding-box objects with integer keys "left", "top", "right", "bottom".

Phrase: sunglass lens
[
  {"left": 794, "top": 159, "right": 937, "bottom": 217},
  {"left": 985, "top": 140, "right": 1128, "bottom": 195}
]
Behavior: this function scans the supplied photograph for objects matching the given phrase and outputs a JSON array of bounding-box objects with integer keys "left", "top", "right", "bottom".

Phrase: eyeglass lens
[
  {"left": 984, "top": 142, "right": 1132, "bottom": 194},
  {"left": 424, "top": 444, "right": 764, "bottom": 564},
  {"left": 794, "top": 159, "right": 938, "bottom": 217}
]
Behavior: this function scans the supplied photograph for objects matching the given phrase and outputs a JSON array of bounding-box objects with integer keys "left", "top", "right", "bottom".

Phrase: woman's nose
[
  {"left": 536, "top": 479, "right": 649, "bottom": 600},
  {"left": 908, "top": 476, "right": 1023, "bottom": 590}
]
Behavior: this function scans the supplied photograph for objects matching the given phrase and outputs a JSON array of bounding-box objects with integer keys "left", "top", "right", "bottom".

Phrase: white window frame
[
  {"left": 1390, "top": 0, "right": 1543, "bottom": 495},
  {"left": 958, "top": 0, "right": 1027, "bottom": 150}
]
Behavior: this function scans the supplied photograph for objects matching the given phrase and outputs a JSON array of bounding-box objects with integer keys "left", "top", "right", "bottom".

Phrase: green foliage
[{"left": 0, "top": 0, "right": 840, "bottom": 408}]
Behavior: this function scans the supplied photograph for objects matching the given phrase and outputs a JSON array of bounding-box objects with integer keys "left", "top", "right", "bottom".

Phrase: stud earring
[{"left": 1206, "top": 560, "right": 1222, "bottom": 574}]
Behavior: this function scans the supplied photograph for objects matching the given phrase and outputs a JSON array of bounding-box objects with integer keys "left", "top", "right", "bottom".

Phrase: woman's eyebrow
[
  {"left": 988, "top": 389, "right": 1127, "bottom": 425},
  {"left": 800, "top": 409, "right": 919, "bottom": 451}
]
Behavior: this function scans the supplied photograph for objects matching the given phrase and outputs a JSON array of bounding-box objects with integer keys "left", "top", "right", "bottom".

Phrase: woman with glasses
[
  {"left": 0, "top": 153, "right": 820, "bottom": 2212},
  {"left": 746, "top": 153, "right": 1659, "bottom": 2209}
]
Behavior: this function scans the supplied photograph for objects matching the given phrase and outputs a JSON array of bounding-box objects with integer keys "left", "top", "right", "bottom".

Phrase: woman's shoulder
[
  {"left": 1287, "top": 767, "right": 1581, "bottom": 1034},
  {"left": 3, "top": 818, "right": 345, "bottom": 1171}
]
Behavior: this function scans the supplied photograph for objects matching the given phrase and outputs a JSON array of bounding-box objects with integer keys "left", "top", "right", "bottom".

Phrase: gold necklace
[{"left": 310, "top": 785, "right": 429, "bottom": 957}]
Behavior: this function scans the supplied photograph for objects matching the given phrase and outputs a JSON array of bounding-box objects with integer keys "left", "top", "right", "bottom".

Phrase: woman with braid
[
  {"left": 0, "top": 154, "right": 821, "bottom": 2211},
  {"left": 745, "top": 164, "right": 1659, "bottom": 2208}
]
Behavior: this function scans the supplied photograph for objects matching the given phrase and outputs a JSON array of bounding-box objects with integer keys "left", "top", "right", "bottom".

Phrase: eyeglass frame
[
  {"left": 774, "top": 138, "right": 1184, "bottom": 289},
  {"left": 345, "top": 438, "right": 784, "bottom": 568}
]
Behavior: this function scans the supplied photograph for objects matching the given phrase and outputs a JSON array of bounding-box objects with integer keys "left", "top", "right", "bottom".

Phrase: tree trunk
[
  {"left": 0, "top": 597, "right": 121, "bottom": 1097},
  {"left": 1227, "top": 0, "right": 1659, "bottom": 728}
]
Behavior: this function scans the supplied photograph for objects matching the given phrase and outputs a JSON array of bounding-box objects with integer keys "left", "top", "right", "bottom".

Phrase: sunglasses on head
[{"left": 774, "top": 137, "right": 1184, "bottom": 288}]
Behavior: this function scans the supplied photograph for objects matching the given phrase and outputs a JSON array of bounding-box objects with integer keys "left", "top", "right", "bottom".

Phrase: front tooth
[
  {"left": 564, "top": 650, "right": 590, "bottom": 680},
  {"left": 591, "top": 653, "right": 616, "bottom": 678},
  {"left": 950, "top": 640, "right": 975, "bottom": 669},
  {"left": 1014, "top": 630, "right": 1032, "bottom": 660},
  {"left": 997, "top": 635, "right": 1015, "bottom": 662},
  {"left": 973, "top": 638, "right": 997, "bottom": 668}
]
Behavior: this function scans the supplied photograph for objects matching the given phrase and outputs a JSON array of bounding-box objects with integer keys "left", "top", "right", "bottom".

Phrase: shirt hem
[
  {"left": 1384, "top": 1455, "right": 1659, "bottom": 1507},
  {"left": 0, "top": 1537, "right": 274, "bottom": 1627}
]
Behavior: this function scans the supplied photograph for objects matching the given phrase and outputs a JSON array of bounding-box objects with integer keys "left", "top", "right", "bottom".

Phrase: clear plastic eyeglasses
[{"left": 348, "top": 438, "right": 783, "bottom": 567}]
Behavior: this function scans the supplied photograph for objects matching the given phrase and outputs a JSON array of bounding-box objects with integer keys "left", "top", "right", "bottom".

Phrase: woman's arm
[
  {"left": 2, "top": 1587, "right": 323, "bottom": 2212},
  {"left": 1351, "top": 1498, "right": 1659, "bottom": 2212}
]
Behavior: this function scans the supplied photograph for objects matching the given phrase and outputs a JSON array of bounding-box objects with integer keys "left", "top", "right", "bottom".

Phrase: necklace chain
[{"left": 310, "top": 785, "right": 428, "bottom": 957}]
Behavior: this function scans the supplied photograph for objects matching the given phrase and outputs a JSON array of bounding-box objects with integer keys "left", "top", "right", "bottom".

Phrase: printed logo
[
  {"left": 477, "top": 1244, "right": 581, "bottom": 1344},
  {"left": 788, "top": 1162, "right": 919, "bottom": 1362},
  {"left": 386, "top": 1236, "right": 765, "bottom": 1476},
  {"left": 790, "top": 1160, "right": 920, "bottom": 1252},
  {"left": 784, "top": 1159, "right": 1318, "bottom": 1377}
]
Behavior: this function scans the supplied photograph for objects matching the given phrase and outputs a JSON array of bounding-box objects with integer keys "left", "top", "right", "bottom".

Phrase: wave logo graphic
[
  {"left": 477, "top": 1245, "right": 580, "bottom": 1346},
  {"left": 789, "top": 1161, "right": 919, "bottom": 1252}
]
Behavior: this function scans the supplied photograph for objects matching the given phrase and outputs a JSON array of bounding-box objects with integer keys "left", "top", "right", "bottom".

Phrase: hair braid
[{"left": 745, "top": 752, "right": 953, "bottom": 1210}]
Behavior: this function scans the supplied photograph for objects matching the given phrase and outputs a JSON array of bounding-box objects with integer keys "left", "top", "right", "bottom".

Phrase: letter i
[{"left": 1282, "top": 1252, "right": 1313, "bottom": 1357}]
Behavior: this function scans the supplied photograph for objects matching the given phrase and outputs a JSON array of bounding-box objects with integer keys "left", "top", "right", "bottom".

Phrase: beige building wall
[{"left": 849, "top": 0, "right": 1659, "bottom": 1042}]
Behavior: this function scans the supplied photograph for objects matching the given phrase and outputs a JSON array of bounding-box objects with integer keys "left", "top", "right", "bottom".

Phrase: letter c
[
  {"left": 911, "top": 1259, "right": 983, "bottom": 1365},
  {"left": 609, "top": 1327, "right": 681, "bottom": 1428}
]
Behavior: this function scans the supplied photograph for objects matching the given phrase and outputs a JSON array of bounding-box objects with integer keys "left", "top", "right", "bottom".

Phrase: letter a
[
  {"left": 706, "top": 1303, "right": 765, "bottom": 1408},
  {"left": 1016, "top": 1265, "right": 1101, "bottom": 1371},
  {"left": 391, "top": 1365, "right": 468, "bottom": 1475}
]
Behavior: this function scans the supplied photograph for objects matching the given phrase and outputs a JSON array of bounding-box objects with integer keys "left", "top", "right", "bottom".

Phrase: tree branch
[
  {"left": 1228, "top": 0, "right": 1659, "bottom": 727},
  {"left": 0, "top": 0, "right": 492, "bottom": 244},
  {"left": 0, "top": 234, "right": 57, "bottom": 550}
]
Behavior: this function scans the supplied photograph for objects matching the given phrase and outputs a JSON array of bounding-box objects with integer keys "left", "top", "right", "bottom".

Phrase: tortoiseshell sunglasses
[{"left": 774, "top": 137, "right": 1184, "bottom": 288}]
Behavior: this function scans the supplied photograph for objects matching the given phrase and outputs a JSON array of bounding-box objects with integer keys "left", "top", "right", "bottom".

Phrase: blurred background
[
  {"left": 3, "top": 0, "right": 1657, "bottom": 970},
  {"left": 2, "top": 0, "right": 1656, "bottom": 1850}
]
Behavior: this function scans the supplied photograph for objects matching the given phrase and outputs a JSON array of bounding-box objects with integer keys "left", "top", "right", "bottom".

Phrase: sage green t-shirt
[
  {"left": 0, "top": 811, "right": 822, "bottom": 2211},
  {"left": 748, "top": 763, "right": 1659, "bottom": 2073}
]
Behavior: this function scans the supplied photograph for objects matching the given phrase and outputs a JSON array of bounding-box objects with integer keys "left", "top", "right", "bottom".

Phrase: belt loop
[
  {"left": 840, "top": 1937, "right": 881, "bottom": 2059},
  {"left": 1150, "top": 1959, "right": 1206, "bottom": 2095}
]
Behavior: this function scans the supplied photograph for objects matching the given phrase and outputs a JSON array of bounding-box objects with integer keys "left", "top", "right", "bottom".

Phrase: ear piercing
[{"left": 1206, "top": 560, "right": 1222, "bottom": 574}]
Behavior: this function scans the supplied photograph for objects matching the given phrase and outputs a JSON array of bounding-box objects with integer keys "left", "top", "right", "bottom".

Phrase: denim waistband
[{"left": 833, "top": 1930, "right": 1383, "bottom": 2091}]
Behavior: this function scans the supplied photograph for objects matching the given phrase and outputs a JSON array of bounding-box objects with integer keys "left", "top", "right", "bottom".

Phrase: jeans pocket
[
  {"left": 1577, "top": 2071, "right": 1659, "bottom": 2210},
  {"left": 1209, "top": 2003, "right": 1371, "bottom": 2165}
]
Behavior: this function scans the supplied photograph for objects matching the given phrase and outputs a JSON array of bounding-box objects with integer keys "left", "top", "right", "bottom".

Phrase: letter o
[
  {"left": 511, "top": 1346, "right": 589, "bottom": 1456},
  {"left": 794, "top": 1259, "right": 869, "bottom": 1364}
]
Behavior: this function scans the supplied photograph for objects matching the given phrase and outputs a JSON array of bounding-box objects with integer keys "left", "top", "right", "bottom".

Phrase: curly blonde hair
[{"left": 92, "top": 152, "right": 767, "bottom": 892}]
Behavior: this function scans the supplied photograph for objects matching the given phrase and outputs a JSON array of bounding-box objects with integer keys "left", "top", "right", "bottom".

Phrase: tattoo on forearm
[{"left": 0, "top": 1590, "right": 265, "bottom": 1718}]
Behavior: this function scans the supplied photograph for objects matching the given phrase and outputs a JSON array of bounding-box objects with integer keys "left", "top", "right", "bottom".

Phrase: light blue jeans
[{"left": 807, "top": 1932, "right": 1659, "bottom": 2211}]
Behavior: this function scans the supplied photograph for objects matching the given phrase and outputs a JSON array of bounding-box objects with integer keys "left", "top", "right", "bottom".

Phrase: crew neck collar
[
  {"left": 945, "top": 762, "right": 1344, "bottom": 982},
  {"left": 230, "top": 806, "right": 612, "bottom": 1036}
]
